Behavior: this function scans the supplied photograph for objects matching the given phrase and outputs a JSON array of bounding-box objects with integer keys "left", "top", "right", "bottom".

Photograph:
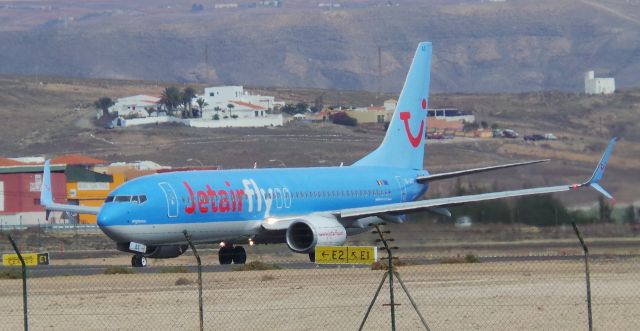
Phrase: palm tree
[
  {"left": 94, "top": 97, "right": 115, "bottom": 118},
  {"left": 160, "top": 86, "right": 181, "bottom": 116},
  {"left": 195, "top": 98, "right": 208, "bottom": 118},
  {"left": 227, "top": 103, "right": 235, "bottom": 118},
  {"left": 182, "top": 87, "right": 197, "bottom": 118}
]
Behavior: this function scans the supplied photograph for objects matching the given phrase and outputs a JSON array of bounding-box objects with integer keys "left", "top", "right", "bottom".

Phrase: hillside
[
  {"left": 0, "top": 75, "right": 638, "bottom": 206},
  {"left": 0, "top": 0, "right": 639, "bottom": 92}
]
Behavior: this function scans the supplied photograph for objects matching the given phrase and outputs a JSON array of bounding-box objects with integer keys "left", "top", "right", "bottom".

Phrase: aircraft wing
[
  {"left": 40, "top": 160, "right": 102, "bottom": 216},
  {"left": 338, "top": 137, "right": 618, "bottom": 220},
  {"left": 416, "top": 159, "right": 549, "bottom": 183}
]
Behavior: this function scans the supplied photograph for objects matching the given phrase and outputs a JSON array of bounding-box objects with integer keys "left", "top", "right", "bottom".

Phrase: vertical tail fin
[
  {"left": 354, "top": 42, "right": 432, "bottom": 169},
  {"left": 40, "top": 160, "right": 53, "bottom": 205}
]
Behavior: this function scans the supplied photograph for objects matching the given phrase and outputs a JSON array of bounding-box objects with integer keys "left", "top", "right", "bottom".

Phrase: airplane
[{"left": 40, "top": 41, "right": 618, "bottom": 267}]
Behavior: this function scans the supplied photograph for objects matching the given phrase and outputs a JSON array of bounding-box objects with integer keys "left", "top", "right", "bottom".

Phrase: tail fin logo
[{"left": 399, "top": 98, "right": 428, "bottom": 148}]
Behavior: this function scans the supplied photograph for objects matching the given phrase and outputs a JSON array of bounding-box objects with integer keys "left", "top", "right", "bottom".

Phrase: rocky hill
[{"left": 0, "top": 0, "right": 639, "bottom": 93}]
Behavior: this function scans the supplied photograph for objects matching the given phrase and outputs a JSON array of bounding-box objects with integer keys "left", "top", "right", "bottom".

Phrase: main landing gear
[
  {"left": 131, "top": 254, "right": 147, "bottom": 268},
  {"left": 218, "top": 244, "right": 247, "bottom": 265}
]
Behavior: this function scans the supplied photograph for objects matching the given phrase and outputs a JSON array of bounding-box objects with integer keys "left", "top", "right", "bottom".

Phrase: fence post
[
  {"left": 572, "top": 222, "right": 593, "bottom": 331},
  {"left": 8, "top": 234, "right": 28, "bottom": 331},
  {"left": 183, "top": 230, "right": 204, "bottom": 331}
]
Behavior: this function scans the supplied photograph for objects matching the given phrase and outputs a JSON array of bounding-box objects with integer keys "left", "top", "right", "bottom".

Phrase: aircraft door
[
  {"left": 158, "top": 182, "right": 179, "bottom": 218},
  {"left": 395, "top": 176, "right": 407, "bottom": 202}
]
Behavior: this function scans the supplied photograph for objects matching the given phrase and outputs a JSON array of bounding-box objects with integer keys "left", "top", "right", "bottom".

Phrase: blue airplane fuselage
[{"left": 97, "top": 166, "right": 429, "bottom": 245}]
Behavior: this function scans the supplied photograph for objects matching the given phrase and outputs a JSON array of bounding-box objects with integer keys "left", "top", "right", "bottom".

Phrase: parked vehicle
[
  {"left": 455, "top": 216, "right": 473, "bottom": 228},
  {"left": 524, "top": 134, "right": 545, "bottom": 141},
  {"left": 544, "top": 133, "right": 557, "bottom": 140},
  {"left": 502, "top": 129, "right": 519, "bottom": 138},
  {"left": 427, "top": 132, "right": 444, "bottom": 140}
]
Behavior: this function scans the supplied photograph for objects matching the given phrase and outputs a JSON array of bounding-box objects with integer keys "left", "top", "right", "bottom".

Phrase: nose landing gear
[
  {"left": 131, "top": 255, "right": 147, "bottom": 268},
  {"left": 218, "top": 244, "right": 247, "bottom": 265}
]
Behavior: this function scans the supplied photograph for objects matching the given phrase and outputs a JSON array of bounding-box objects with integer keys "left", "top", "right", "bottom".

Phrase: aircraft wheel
[
  {"left": 131, "top": 255, "right": 147, "bottom": 268},
  {"left": 308, "top": 252, "right": 316, "bottom": 263},
  {"left": 218, "top": 246, "right": 233, "bottom": 265},
  {"left": 232, "top": 246, "right": 247, "bottom": 264}
]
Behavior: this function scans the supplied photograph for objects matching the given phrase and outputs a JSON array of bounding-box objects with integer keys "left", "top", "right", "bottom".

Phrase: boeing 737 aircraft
[{"left": 40, "top": 42, "right": 618, "bottom": 267}]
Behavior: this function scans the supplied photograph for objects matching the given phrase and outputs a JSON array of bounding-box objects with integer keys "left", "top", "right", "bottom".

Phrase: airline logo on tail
[{"left": 399, "top": 98, "right": 427, "bottom": 148}]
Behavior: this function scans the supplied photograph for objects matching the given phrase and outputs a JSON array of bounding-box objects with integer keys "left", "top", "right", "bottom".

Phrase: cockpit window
[
  {"left": 115, "top": 196, "right": 131, "bottom": 202},
  {"left": 107, "top": 195, "right": 147, "bottom": 204}
]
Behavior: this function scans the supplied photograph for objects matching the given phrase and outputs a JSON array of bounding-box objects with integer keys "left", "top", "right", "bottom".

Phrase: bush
[
  {"left": 0, "top": 268, "right": 23, "bottom": 279},
  {"left": 232, "top": 261, "right": 282, "bottom": 271},
  {"left": 230, "top": 114, "right": 238, "bottom": 119},
  {"left": 331, "top": 112, "right": 358, "bottom": 127},
  {"left": 440, "top": 253, "right": 481, "bottom": 264},
  {"left": 213, "top": 114, "right": 220, "bottom": 120},
  {"left": 158, "top": 266, "right": 189, "bottom": 274},
  {"left": 175, "top": 277, "right": 193, "bottom": 286},
  {"left": 371, "top": 257, "right": 412, "bottom": 270},
  {"left": 104, "top": 266, "right": 134, "bottom": 275}
]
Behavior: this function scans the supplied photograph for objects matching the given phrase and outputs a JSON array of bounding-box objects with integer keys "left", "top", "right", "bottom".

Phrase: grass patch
[
  {"left": 0, "top": 268, "right": 23, "bottom": 280},
  {"left": 174, "top": 277, "right": 193, "bottom": 286},
  {"left": 232, "top": 261, "right": 282, "bottom": 271},
  {"left": 371, "top": 257, "right": 413, "bottom": 270},
  {"left": 158, "top": 266, "right": 189, "bottom": 274},
  {"left": 261, "top": 274, "right": 276, "bottom": 281},
  {"left": 103, "top": 266, "right": 134, "bottom": 275},
  {"left": 440, "top": 253, "right": 481, "bottom": 264}
]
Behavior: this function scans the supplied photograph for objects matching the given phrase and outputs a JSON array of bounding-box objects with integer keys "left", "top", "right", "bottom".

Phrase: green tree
[
  {"left": 515, "top": 195, "right": 569, "bottom": 226},
  {"left": 480, "top": 120, "right": 488, "bottom": 129},
  {"left": 181, "top": 87, "right": 197, "bottom": 118},
  {"left": 94, "top": 97, "right": 115, "bottom": 117},
  {"left": 623, "top": 204, "right": 636, "bottom": 223},
  {"left": 160, "top": 86, "right": 181, "bottom": 115},
  {"left": 227, "top": 103, "right": 235, "bottom": 117},
  {"left": 598, "top": 195, "right": 613, "bottom": 222},
  {"left": 311, "top": 95, "right": 324, "bottom": 113},
  {"left": 195, "top": 97, "right": 208, "bottom": 118}
]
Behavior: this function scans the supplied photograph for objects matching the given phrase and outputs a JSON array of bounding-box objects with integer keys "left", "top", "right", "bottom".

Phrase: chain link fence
[{"left": 1, "top": 224, "right": 640, "bottom": 330}]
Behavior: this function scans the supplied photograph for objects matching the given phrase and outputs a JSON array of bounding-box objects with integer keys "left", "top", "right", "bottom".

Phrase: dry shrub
[
  {"left": 232, "top": 261, "right": 282, "bottom": 271},
  {"left": 104, "top": 266, "right": 134, "bottom": 275},
  {"left": 175, "top": 277, "right": 193, "bottom": 286}
]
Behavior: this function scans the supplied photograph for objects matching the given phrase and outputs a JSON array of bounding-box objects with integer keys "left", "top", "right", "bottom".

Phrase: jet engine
[{"left": 285, "top": 214, "right": 347, "bottom": 253}]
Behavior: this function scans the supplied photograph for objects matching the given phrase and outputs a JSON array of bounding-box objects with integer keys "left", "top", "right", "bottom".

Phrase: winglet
[
  {"left": 40, "top": 160, "right": 53, "bottom": 206},
  {"left": 580, "top": 137, "right": 618, "bottom": 199}
]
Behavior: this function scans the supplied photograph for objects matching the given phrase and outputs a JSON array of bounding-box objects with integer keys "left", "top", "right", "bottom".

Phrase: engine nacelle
[
  {"left": 145, "top": 245, "right": 189, "bottom": 258},
  {"left": 286, "top": 215, "right": 347, "bottom": 253}
]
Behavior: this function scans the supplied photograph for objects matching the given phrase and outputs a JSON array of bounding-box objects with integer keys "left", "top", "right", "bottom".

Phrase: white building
[
  {"left": 427, "top": 108, "right": 475, "bottom": 123},
  {"left": 108, "top": 94, "right": 162, "bottom": 118},
  {"left": 201, "top": 86, "right": 280, "bottom": 111},
  {"left": 585, "top": 71, "right": 615, "bottom": 95}
]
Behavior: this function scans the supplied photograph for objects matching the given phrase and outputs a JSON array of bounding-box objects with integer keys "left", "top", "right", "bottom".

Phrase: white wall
[{"left": 123, "top": 114, "right": 283, "bottom": 128}]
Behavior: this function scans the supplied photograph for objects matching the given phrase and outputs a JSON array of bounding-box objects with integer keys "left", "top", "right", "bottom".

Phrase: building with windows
[
  {"left": 0, "top": 155, "right": 127, "bottom": 225},
  {"left": 584, "top": 71, "right": 615, "bottom": 95},
  {"left": 107, "top": 94, "right": 162, "bottom": 118}
]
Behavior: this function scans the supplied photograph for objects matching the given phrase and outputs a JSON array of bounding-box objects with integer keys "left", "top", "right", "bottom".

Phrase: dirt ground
[{"left": 1, "top": 259, "right": 638, "bottom": 330}]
